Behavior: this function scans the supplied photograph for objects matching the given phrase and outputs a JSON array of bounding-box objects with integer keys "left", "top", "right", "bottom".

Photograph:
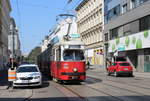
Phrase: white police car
[{"left": 13, "top": 64, "right": 42, "bottom": 87}]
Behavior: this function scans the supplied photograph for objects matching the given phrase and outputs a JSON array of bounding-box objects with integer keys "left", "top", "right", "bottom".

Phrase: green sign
[{"left": 69, "top": 33, "right": 80, "bottom": 38}]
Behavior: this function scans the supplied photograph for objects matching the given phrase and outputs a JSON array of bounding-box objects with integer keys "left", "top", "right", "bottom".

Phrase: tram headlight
[
  {"left": 81, "top": 45, "right": 84, "bottom": 49},
  {"left": 64, "top": 45, "right": 69, "bottom": 49},
  {"left": 73, "top": 68, "right": 78, "bottom": 72}
]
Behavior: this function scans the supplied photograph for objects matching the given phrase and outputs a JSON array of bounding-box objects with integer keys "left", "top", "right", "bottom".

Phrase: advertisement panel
[{"left": 109, "top": 30, "right": 150, "bottom": 52}]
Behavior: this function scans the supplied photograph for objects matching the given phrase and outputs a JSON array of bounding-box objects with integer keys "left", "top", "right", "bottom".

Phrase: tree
[{"left": 27, "top": 46, "right": 41, "bottom": 64}]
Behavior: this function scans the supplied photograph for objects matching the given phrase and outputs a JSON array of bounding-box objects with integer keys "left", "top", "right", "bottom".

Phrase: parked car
[
  {"left": 13, "top": 64, "right": 42, "bottom": 87},
  {"left": 107, "top": 61, "right": 133, "bottom": 77}
]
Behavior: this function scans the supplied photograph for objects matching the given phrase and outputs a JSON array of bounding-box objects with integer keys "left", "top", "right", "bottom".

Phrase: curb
[{"left": 0, "top": 85, "right": 9, "bottom": 90}]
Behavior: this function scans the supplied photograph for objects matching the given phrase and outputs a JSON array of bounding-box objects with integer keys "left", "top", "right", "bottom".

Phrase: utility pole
[
  {"left": 12, "top": 27, "right": 15, "bottom": 69},
  {"left": 10, "top": 22, "right": 14, "bottom": 69}
]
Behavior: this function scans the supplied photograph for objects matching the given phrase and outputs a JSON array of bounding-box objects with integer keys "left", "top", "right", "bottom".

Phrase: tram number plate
[{"left": 72, "top": 76, "right": 79, "bottom": 79}]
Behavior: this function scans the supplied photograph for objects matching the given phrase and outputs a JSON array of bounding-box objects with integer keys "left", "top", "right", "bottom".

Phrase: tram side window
[
  {"left": 56, "top": 48, "right": 61, "bottom": 61},
  {"left": 52, "top": 49, "right": 55, "bottom": 61}
]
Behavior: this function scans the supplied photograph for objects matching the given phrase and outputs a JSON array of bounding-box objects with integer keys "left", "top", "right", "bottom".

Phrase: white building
[
  {"left": 41, "top": 17, "right": 79, "bottom": 52},
  {"left": 0, "top": 0, "right": 11, "bottom": 69},
  {"left": 9, "top": 18, "right": 21, "bottom": 60},
  {"left": 75, "top": 0, "right": 103, "bottom": 65},
  {"left": 41, "top": 36, "right": 49, "bottom": 52}
]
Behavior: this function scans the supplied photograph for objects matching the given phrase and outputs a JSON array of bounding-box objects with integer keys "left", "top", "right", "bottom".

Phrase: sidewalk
[
  {"left": 0, "top": 89, "right": 32, "bottom": 101},
  {"left": 88, "top": 65, "right": 150, "bottom": 79},
  {"left": 0, "top": 68, "right": 33, "bottom": 101},
  {"left": 0, "top": 69, "right": 9, "bottom": 90}
]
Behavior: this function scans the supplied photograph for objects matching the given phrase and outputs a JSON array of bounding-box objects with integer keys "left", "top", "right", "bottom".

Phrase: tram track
[
  {"left": 51, "top": 74, "right": 150, "bottom": 101},
  {"left": 52, "top": 80, "right": 126, "bottom": 101},
  {"left": 87, "top": 72, "right": 150, "bottom": 90},
  {"left": 51, "top": 81, "right": 89, "bottom": 101},
  {"left": 86, "top": 76, "right": 150, "bottom": 101}
]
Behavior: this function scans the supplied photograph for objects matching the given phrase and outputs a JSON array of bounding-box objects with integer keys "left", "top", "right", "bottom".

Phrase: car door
[
  {"left": 111, "top": 63, "right": 117, "bottom": 73},
  {"left": 108, "top": 63, "right": 114, "bottom": 73}
]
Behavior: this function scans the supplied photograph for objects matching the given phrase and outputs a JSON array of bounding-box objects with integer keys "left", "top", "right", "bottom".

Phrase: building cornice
[
  {"left": 85, "top": 41, "right": 103, "bottom": 49},
  {"left": 80, "top": 22, "right": 102, "bottom": 36},
  {"left": 77, "top": 4, "right": 102, "bottom": 24}
]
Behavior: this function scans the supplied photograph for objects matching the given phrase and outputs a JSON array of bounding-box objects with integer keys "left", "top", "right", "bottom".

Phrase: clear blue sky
[{"left": 10, "top": 0, "right": 82, "bottom": 55}]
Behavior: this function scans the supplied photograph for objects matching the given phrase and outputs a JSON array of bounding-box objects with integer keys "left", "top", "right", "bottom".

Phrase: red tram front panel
[{"left": 51, "top": 61, "right": 86, "bottom": 81}]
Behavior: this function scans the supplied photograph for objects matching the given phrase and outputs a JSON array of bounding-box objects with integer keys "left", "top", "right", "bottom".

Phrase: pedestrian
[
  {"left": 87, "top": 61, "right": 90, "bottom": 69},
  {"left": 7, "top": 58, "right": 17, "bottom": 88},
  {"left": 106, "top": 58, "right": 111, "bottom": 71},
  {"left": 7, "top": 58, "right": 18, "bottom": 70}
]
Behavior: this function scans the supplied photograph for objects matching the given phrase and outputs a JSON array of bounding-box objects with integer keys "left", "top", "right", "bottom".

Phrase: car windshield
[
  {"left": 63, "top": 50, "right": 84, "bottom": 61},
  {"left": 119, "top": 63, "right": 130, "bottom": 66},
  {"left": 17, "top": 66, "right": 38, "bottom": 73}
]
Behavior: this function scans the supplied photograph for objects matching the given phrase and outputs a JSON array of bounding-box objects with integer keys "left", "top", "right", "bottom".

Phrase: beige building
[
  {"left": 75, "top": 0, "right": 103, "bottom": 65},
  {"left": 0, "top": 0, "right": 11, "bottom": 69}
]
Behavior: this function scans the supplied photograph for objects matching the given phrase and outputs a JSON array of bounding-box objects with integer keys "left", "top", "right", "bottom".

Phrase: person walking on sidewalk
[
  {"left": 86, "top": 61, "right": 90, "bottom": 69},
  {"left": 7, "top": 58, "right": 17, "bottom": 88},
  {"left": 7, "top": 58, "right": 18, "bottom": 70}
]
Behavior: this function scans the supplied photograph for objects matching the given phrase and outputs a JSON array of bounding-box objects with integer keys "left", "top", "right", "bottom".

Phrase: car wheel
[
  {"left": 129, "top": 73, "right": 133, "bottom": 77},
  {"left": 114, "top": 71, "right": 118, "bottom": 77}
]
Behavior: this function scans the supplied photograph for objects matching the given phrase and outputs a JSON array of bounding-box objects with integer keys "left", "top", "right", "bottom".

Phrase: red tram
[
  {"left": 37, "top": 16, "right": 86, "bottom": 82},
  {"left": 37, "top": 40, "right": 86, "bottom": 82}
]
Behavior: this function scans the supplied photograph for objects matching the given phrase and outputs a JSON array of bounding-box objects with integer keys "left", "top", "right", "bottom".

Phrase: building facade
[
  {"left": 75, "top": 0, "right": 103, "bottom": 65},
  {"left": 41, "top": 36, "right": 49, "bottom": 52},
  {"left": 104, "top": 0, "right": 150, "bottom": 72},
  {"left": 0, "top": 0, "right": 11, "bottom": 69},
  {"left": 9, "top": 18, "right": 21, "bottom": 61}
]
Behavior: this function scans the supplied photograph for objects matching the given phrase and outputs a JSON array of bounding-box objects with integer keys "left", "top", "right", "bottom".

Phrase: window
[
  {"left": 131, "top": 0, "right": 139, "bottom": 9},
  {"left": 63, "top": 50, "right": 84, "bottom": 61},
  {"left": 119, "top": 63, "right": 130, "bottom": 66},
  {"left": 105, "top": 33, "right": 108, "bottom": 41},
  {"left": 56, "top": 48, "right": 61, "bottom": 61},
  {"left": 140, "top": 15, "right": 150, "bottom": 31},
  {"left": 108, "top": 5, "right": 121, "bottom": 20},
  {"left": 131, "top": 0, "right": 148, "bottom": 9},
  {"left": 130, "top": 20, "right": 139, "bottom": 34},
  {"left": 110, "top": 27, "right": 119, "bottom": 39},
  {"left": 139, "top": 0, "right": 149, "bottom": 4},
  {"left": 17, "top": 66, "right": 38, "bottom": 73},
  {"left": 122, "top": 4, "right": 127, "bottom": 13},
  {"left": 123, "top": 23, "right": 131, "bottom": 36}
]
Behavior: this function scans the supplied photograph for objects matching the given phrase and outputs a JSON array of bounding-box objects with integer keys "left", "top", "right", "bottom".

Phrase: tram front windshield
[{"left": 63, "top": 50, "right": 84, "bottom": 61}]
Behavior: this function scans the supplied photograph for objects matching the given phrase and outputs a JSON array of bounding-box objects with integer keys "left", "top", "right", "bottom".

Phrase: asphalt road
[
  {"left": 24, "top": 70, "right": 150, "bottom": 101},
  {"left": 1, "top": 69, "right": 150, "bottom": 101}
]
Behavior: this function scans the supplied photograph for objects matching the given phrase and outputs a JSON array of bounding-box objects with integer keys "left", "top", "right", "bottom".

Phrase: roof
[{"left": 75, "top": 0, "right": 89, "bottom": 11}]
